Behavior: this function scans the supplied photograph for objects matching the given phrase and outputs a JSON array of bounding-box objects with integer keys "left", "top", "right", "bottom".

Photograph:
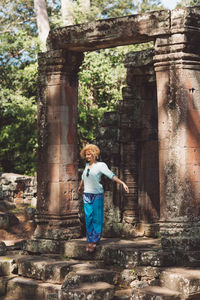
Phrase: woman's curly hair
[{"left": 80, "top": 144, "right": 100, "bottom": 159}]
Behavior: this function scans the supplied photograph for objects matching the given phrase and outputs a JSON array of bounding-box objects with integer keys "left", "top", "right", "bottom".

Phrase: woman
[{"left": 78, "top": 144, "right": 129, "bottom": 253}]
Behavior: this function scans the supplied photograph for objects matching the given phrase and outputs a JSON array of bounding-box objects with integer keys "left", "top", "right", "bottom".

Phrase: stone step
[
  {"left": 0, "top": 253, "right": 36, "bottom": 277},
  {"left": 60, "top": 281, "right": 114, "bottom": 300},
  {"left": 0, "top": 275, "right": 17, "bottom": 297},
  {"left": 23, "top": 238, "right": 200, "bottom": 268},
  {"left": 6, "top": 240, "right": 26, "bottom": 251},
  {"left": 0, "top": 253, "right": 114, "bottom": 283},
  {"left": 1, "top": 278, "right": 115, "bottom": 299},
  {"left": 0, "top": 298, "right": 19, "bottom": 300},
  {"left": 62, "top": 268, "right": 115, "bottom": 289},
  {"left": 17, "top": 256, "right": 111, "bottom": 284},
  {"left": 24, "top": 237, "right": 176, "bottom": 268},
  {"left": 61, "top": 238, "right": 175, "bottom": 268},
  {"left": 131, "top": 286, "right": 182, "bottom": 300},
  {"left": 17, "top": 256, "right": 80, "bottom": 284},
  {"left": 0, "top": 257, "right": 17, "bottom": 276},
  {"left": 0, "top": 254, "right": 52, "bottom": 277},
  {"left": 1, "top": 276, "right": 61, "bottom": 300},
  {"left": 69, "top": 261, "right": 105, "bottom": 271},
  {"left": 75, "top": 268, "right": 115, "bottom": 284},
  {"left": 24, "top": 238, "right": 62, "bottom": 254},
  {"left": 114, "top": 288, "right": 132, "bottom": 299},
  {"left": 160, "top": 267, "right": 200, "bottom": 299},
  {"left": 1, "top": 274, "right": 115, "bottom": 300}
]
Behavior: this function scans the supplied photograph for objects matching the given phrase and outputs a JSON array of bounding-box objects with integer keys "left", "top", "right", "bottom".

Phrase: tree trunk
[
  {"left": 61, "top": 0, "right": 74, "bottom": 26},
  {"left": 83, "top": 0, "right": 90, "bottom": 10},
  {"left": 34, "top": 0, "right": 50, "bottom": 48}
]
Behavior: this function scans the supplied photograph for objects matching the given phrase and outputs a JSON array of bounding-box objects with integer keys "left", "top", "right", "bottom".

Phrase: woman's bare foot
[
  {"left": 88, "top": 243, "right": 96, "bottom": 253},
  {"left": 86, "top": 243, "right": 92, "bottom": 252}
]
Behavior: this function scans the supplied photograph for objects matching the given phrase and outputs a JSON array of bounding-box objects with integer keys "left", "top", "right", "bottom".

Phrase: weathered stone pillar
[
  {"left": 34, "top": 49, "right": 84, "bottom": 240},
  {"left": 154, "top": 7, "right": 200, "bottom": 254}
]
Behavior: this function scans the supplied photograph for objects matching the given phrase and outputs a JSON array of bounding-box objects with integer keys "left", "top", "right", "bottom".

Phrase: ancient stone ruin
[
  {"left": 0, "top": 173, "right": 36, "bottom": 242},
  {"left": 0, "top": 6, "right": 200, "bottom": 300},
  {"left": 34, "top": 6, "right": 200, "bottom": 253}
]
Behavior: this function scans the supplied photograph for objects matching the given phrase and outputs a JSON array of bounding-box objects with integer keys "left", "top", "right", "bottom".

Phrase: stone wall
[{"left": 0, "top": 173, "right": 37, "bottom": 210}]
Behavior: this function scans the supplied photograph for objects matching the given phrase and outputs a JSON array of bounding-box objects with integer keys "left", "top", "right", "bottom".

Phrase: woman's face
[{"left": 85, "top": 150, "right": 95, "bottom": 163}]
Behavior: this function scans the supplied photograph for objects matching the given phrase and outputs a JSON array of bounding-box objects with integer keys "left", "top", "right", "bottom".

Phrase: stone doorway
[{"left": 33, "top": 7, "right": 200, "bottom": 253}]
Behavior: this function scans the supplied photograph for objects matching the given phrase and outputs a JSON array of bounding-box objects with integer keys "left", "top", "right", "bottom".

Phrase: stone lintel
[
  {"left": 47, "top": 10, "right": 170, "bottom": 51},
  {"left": 46, "top": 7, "right": 200, "bottom": 52}
]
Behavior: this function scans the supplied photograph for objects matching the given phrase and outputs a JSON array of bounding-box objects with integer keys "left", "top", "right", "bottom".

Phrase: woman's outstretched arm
[{"left": 112, "top": 176, "right": 129, "bottom": 193}]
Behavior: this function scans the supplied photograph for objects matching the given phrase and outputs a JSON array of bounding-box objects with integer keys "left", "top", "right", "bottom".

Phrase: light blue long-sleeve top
[{"left": 81, "top": 162, "right": 115, "bottom": 194}]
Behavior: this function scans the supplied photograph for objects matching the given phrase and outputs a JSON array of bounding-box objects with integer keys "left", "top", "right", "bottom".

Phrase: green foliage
[
  {"left": 176, "top": 0, "right": 200, "bottom": 7},
  {"left": 74, "top": 0, "right": 158, "bottom": 149},
  {"left": 136, "top": 0, "right": 164, "bottom": 12},
  {"left": 0, "top": 0, "right": 39, "bottom": 65},
  {"left": 72, "top": 0, "right": 137, "bottom": 23},
  {"left": 0, "top": 0, "right": 39, "bottom": 175},
  {"left": 78, "top": 48, "right": 126, "bottom": 145},
  {"left": 78, "top": 42, "right": 153, "bottom": 147},
  {"left": 72, "top": 0, "right": 163, "bottom": 24},
  {"left": 131, "top": 269, "right": 139, "bottom": 280},
  {"left": 0, "top": 0, "right": 166, "bottom": 175},
  {"left": 0, "top": 64, "right": 38, "bottom": 175}
]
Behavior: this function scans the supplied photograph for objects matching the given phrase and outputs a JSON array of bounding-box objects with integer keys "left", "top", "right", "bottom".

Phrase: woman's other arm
[{"left": 78, "top": 180, "right": 84, "bottom": 194}]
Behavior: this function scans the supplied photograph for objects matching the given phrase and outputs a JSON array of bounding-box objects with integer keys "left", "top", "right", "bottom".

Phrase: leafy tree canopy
[{"left": 176, "top": 0, "right": 200, "bottom": 7}]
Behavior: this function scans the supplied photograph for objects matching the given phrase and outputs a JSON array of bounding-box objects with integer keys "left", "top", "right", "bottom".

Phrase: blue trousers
[{"left": 83, "top": 193, "right": 104, "bottom": 243}]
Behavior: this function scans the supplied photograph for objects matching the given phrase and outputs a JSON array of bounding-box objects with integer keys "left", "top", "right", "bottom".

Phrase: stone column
[
  {"left": 34, "top": 49, "right": 84, "bottom": 240},
  {"left": 154, "top": 7, "right": 200, "bottom": 254}
]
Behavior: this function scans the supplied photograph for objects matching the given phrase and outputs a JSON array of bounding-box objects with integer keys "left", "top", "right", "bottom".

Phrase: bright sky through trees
[{"left": 161, "top": 0, "right": 179, "bottom": 9}]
